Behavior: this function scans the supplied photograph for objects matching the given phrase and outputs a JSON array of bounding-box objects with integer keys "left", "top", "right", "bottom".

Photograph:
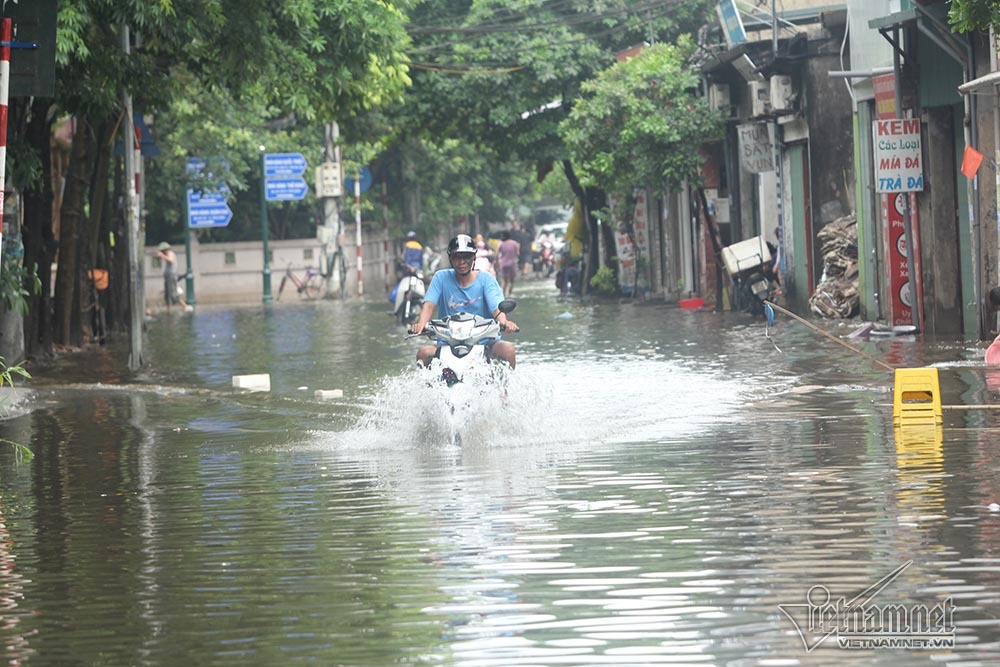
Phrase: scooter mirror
[{"left": 497, "top": 299, "right": 517, "bottom": 314}]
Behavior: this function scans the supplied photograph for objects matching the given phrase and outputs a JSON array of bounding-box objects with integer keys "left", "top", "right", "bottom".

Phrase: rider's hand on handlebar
[
  {"left": 409, "top": 321, "right": 425, "bottom": 336},
  {"left": 499, "top": 317, "right": 519, "bottom": 333}
]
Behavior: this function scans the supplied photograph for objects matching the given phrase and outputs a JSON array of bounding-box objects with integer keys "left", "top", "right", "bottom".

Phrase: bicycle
[{"left": 277, "top": 264, "right": 325, "bottom": 300}]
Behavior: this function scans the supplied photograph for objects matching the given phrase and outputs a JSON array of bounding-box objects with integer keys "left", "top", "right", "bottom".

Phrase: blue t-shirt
[{"left": 424, "top": 269, "right": 503, "bottom": 318}]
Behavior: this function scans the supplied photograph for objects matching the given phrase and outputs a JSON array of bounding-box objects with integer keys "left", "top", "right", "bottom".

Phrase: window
[
  {"left": 303, "top": 248, "right": 314, "bottom": 260},
  {"left": 224, "top": 252, "right": 236, "bottom": 265}
]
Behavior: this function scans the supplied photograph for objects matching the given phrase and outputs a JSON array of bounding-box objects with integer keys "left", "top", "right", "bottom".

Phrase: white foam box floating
[
  {"left": 314, "top": 389, "right": 344, "bottom": 400},
  {"left": 232, "top": 374, "right": 271, "bottom": 392}
]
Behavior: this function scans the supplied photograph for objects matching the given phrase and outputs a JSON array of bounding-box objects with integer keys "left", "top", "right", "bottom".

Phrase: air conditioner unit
[
  {"left": 749, "top": 80, "right": 770, "bottom": 117},
  {"left": 708, "top": 83, "right": 731, "bottom": 114},
  {"left": 770, "top": 75, "right": 793, "bottom": 112}
]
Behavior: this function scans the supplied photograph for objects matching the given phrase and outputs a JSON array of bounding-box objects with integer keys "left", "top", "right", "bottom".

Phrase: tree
[
  {"left": 379, "top": 0, "right": 715, "bottom": 273},
  {"left": 949, "top": 0, "right": 1000, "bottom": 35},
  {"left": 559, "top": 40, "right": 724, "bottom": 293},
  {"left": 12, "top": 0, "right": 414, "bottom": 356},
  {"left": 560, "top": 40, "right": 723, "bottom": 195}
]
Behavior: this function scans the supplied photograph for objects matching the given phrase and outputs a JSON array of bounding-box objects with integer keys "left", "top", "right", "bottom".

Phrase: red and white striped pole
[
  {"left": 0, "top": 18, "right": 12, "bottom": 272},
  {"left": 382, "top": 176, "right": 390, "bottom": 288},
  {"left": 355, "top": 173, "right": 363, "bottom": 297}
]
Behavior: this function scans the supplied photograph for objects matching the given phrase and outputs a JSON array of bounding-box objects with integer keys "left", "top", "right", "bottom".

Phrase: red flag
[{"left": 961, "top": 145, "right": 984, "bottom": 179}]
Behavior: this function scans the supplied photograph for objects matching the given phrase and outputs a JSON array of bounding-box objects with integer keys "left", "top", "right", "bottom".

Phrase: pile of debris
[{"left": 808, "top": 213, "right": 859, "bottom": 318}]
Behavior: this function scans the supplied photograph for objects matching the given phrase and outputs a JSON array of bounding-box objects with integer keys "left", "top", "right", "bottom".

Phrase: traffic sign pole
[
  {"left": 260, "top": 150, "right": 272, "bottom": 303},
  {"left": 183, "top": 191, "right": 195, "bottom": 305}
]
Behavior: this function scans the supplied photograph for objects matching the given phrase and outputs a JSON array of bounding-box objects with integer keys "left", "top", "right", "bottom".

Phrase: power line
[
  {"left": 408, "top": 1, "right": 683, "bottom": 58},
  {"left": 407, "top": 0, "right": 677, "bottom": 36},
  {"left": 407, "top": 0, "right": 598, "bottom": 34}
]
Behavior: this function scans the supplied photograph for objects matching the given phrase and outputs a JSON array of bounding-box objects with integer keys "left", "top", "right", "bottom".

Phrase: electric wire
[
  {"left": 406, "top": 1, "right": 684, "bottom": 73},
  {"left": 408, "top": 0, "right": 681, "bottom": 36}
]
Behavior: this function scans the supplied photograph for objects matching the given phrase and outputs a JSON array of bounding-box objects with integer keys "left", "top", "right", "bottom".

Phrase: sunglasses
[{"left": 451, "top": 254, "right": 475, "bottom": 263}]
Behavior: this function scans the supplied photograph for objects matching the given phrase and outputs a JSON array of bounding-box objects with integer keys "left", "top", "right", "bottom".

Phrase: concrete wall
[{"left": 145, "top": 230, "right": 395, "bottom": 305}]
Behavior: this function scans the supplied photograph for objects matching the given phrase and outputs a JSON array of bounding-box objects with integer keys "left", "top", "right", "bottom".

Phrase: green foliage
[
  {"left": 948, "top": 0, "right": 1000, "bottom": 34},
  {"left": 0, "top": 357, "right": 32, "bottom": 461},
  {"left": 559, "top": 40, "right": 725, "bottom": 196},
  {"left": 0, "top": 256, "right": 40, "bottom": 316},
  {"left": 589, "top": 265, "right": 618, "bottom": 296}
]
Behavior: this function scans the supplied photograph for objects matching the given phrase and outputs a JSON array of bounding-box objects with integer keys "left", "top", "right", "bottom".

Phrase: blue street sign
[
  {"left": 187, "top": 187, "right": 228, "bottom": 205},
  {"left": 717, "top": 0, "right": 747, "bottom": 49},
  {"left": 188, "top": 189, "right": 233, "bottom": 228},
  {"left": 264, "top": 153, "right": 307, "bottom": 177},
  {"left": 344, "top": 166, "right": 372, "bottom": 194},
  {"left": 186, "top": 157, "right": 205, "bottom": 174},
  {"left": 265, "top": 176, "right": 309, "bottom": 201}
]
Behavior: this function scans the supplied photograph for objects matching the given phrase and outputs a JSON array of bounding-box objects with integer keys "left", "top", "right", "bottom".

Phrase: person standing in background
[
  {"left": 156, "top": 242, "right": 192, "bottom": 312},
  {"left": 497, "top": 231, "right": 520, "bottom": 297}
]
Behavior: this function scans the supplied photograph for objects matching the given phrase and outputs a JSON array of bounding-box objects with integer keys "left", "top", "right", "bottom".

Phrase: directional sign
[
  {"left": 187, "top": 189, "right": 233, "bottom": 228},
  {"left": 344, "top": 166, "right": 372, "bottom": 194},
  {"left": 264, "top": 153, "right": 307, "bottom": 177},
  {"left": 265, "top": 176, "right": 309, "bottom": 201}
]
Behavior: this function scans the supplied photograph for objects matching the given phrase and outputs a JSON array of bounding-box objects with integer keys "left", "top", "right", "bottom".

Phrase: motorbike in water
[
  {"left": 721, "top": 235, "right": 780, "bottom": 317},
  {"left": 533, "top": 240, "right": 555, "bottom": 277},
  {"left": 410, "top": 299, "right": 518, "bottom": 444},
  {"left": 392, "top": 270, "right": 425, "bottom": 325}
]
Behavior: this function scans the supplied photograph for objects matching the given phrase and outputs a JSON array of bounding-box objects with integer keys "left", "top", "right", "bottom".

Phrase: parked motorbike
[
  {"left": 392, "top": 270, "right": 426, "bottom": 325},
  {"left": 721, "top": 236, "right": 779, "bottom": 316}
]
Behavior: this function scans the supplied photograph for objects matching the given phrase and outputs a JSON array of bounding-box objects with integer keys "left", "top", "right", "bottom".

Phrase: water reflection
[
  {"left": 0, "top": 287, "right": 999, "bottom": 664},
  {"left": 894, "top": 426, "right": 946, "bottom": 519}
]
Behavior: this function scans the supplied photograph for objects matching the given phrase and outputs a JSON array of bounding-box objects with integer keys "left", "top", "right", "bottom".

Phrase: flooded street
[{"left": 1, "top": 283, "right": 998, "bottom": 665}]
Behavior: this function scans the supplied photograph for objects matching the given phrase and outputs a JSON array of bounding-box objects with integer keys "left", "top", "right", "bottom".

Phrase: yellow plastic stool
[{"left": 893, "top": 367, "right": 943, "bottom": 426}]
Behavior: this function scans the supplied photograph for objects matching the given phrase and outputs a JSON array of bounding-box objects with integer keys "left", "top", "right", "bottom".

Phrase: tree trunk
[
  {"left": 110, "top": 150, "right": 130, "bottom": 333},
  {"left": 54, "top": 117, "right": 93, "bottom": 347},
  {"left": 21, "top": 99, "right": 56, "bottom": 359},
  {"left": 563, "top": 160, "right": 601, "bottom": 294},
  {"left": 401, "top": 140, "right": 422, "bottom": 234},
  {"left": 87, "top": 118, "right": 114, "bottom": 270}
]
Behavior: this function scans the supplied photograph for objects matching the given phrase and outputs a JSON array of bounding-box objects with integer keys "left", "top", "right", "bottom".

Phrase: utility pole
[
  {"left": 771, "top": 0, "right": 785, "bottom": 287},
  {"left": 319, "top": 122, "right": 344, "bottom": 297},
  {"left": 259, "top": 147, "right": 272, "bottom": 303},
  {"left": 122, "top": 23, "right": 143, "bottom": 370},
  {"left": 893, "top": 26, "right": 920, "bottom": 331}
]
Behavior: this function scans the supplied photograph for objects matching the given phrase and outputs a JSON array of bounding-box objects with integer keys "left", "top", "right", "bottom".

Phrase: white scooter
[
  {"left": 412, "top": 300, "right": 518, "bottom": 445},
  {"left": 418, "top": 299, "right": 517, "bottom": 387},
  {"left": 393, "top": 270, "right": 425, "bottom": 325}
]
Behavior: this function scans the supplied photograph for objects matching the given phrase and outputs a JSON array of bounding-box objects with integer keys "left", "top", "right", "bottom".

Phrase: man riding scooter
[
  {"left": 391, "top": 231, "right": 427, "bottom": 324},
  {"left": 411, "top": 234, "right": 519, "bottom": 368}
]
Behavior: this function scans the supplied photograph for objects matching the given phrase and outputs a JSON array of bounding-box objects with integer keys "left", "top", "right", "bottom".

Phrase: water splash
[{"left": 326, "top": 357, "right": 759, "bottom": 451}]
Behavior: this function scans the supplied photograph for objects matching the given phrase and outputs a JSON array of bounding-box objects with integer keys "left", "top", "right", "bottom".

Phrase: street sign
[
  {"left": 188, "top": 189, "right": 233, "bottom": 228},
  {"left": 717, "top": 0, "right": 747, "bottom": 49},
  {"left": 873, "top": 119, "right": 924, "bottom": 193},
  {"left": 264, "top": 153, "right": 307, "bottom": 177},
  {"left": 344, "top": 166, "right": 372, "bottom": 194},
  {"left": 265, "top": 176, "right": 309, "bottom": 201}
]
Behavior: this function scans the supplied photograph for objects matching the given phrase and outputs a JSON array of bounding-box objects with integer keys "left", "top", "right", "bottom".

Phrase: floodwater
[{"left": 1, "top": 281, "right": 998, "bottom": 666}]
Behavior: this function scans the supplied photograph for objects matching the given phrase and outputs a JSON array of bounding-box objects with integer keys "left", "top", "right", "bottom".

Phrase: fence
[{"left": 144, "top": 231, "right": 395, "bottom": 305}]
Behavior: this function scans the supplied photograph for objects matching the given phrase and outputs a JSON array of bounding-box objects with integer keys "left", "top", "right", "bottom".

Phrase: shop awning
[{"left": 958, "top": 71, "right": 1000, "bottom": 96}]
